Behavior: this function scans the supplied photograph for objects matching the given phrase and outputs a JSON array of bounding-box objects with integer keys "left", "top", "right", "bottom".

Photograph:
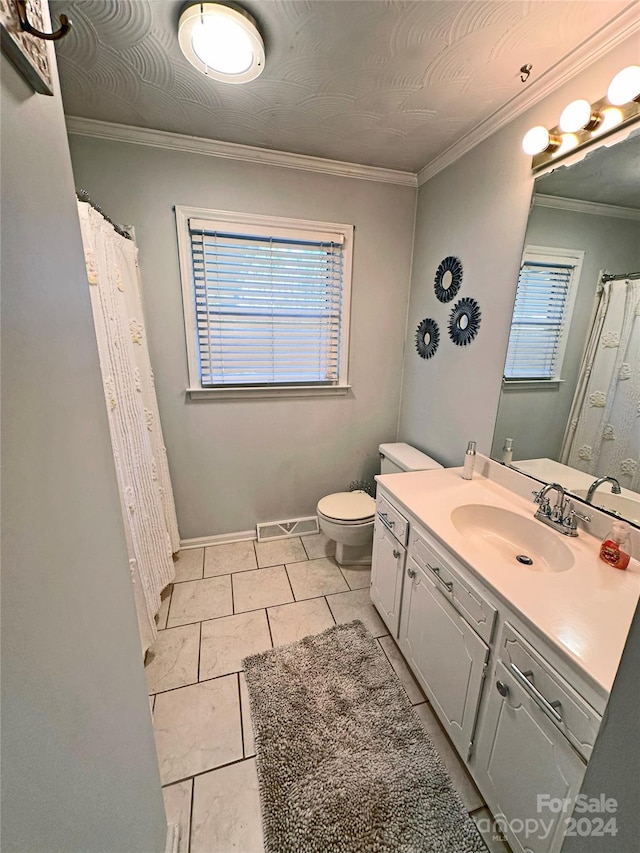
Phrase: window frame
[
  {"left": 175, "top": 206, "right": 354, "bottom": 399},
  {"left": 502, "top": 244, "right": 584, "bottom": 386}
]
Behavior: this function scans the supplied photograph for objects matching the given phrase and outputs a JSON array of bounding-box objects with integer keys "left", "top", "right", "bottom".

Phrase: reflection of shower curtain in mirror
[
  {"left": 561, "top": 279, "right": 640, "bottom": 491},
  {"left": 78, "top": 201, "right": 179, "bottom": 654}
]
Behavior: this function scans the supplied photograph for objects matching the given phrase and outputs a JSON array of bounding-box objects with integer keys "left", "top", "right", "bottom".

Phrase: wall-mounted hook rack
[{"left": 15, "top": 0, "right": 71, "bottom": 41}]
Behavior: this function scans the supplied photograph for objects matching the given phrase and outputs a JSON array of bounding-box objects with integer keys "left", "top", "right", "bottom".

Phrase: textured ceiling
[
  {"left": 535, "top": 130, "right": 640, "bottom": 208},
  {"left": 52, "top": 0, "right": 633, "bottom": 172}
]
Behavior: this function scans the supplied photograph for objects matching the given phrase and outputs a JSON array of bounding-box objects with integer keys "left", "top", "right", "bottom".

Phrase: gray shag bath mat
[{"left": 243, "top": 620, "right": 486, "bottom": 853}]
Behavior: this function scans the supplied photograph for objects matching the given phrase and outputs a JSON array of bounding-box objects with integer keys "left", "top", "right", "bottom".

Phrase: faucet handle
[
  {"left": 563, "top": 501, "right": 592, "bottom": 532},
  {"left": 532, "top": 488, "right": 544, "bottom": 504}
]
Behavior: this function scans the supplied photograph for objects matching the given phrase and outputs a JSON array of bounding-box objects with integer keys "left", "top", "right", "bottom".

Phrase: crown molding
[
  {"left": 533, "top": 193, "right": 640, "bottom": 221},
  {"left": 417, "top": 3, "right": 640, "bottom": 186},
  {"left": 65, "top": 116, "right": 418, "bottom": 188}
]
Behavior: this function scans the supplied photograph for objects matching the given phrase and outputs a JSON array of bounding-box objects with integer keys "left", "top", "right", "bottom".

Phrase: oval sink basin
[
  {"left": 450, "top": 504, "right": 575, "bottom": 573},
  {"left": 572, "top": 490, "right": 640, "bottom": 525}
]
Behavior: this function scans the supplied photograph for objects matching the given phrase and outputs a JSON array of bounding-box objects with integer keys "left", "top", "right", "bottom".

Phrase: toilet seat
[{"left": 317, "top": 491, "right": 375, "bottom": 524}]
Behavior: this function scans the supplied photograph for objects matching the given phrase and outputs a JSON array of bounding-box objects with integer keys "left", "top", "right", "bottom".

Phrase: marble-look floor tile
[
  {"left": 205, "top": 540, "right": 257, "bottom": 577},
  {"left": 167, "top": 576, "right": 233, "bottom": 628},
  {"left": 301, "top": 531, "right": 336, "bottom": 560},
  {"left": 267, "top": 598, "right": 335, "bottom": 648},
  {"left": 255, "top": 537, "right": 306, "bottom": 568},
  {"left": 162, "top": 779, "right": 192, "bottom": 853},
  {"left": 156, "top": 584, "right": 172, "bottom": 630},
  {"left": 378, "top": 635, "right": 426, "bottom": 705},
  {"left": 173, "top": 548, "right": 204, "bottom": 583},
  {"left": 414, "top": 702, "right": 484, "bottom": 813},
  {"left": 145, "top": 623, "right": 200, "bottom": 695},
  {"left": 471, "top": 807, "right": 513, "bottom": 852},
  {"left": 267, "top": 597, "right": 335, "bottom": 647},
  {"left": 339, "top": 565, "right": 372, "bottom": 590},
  {"left": 154, "top": 677, "right": 242, "bottom": 785},
  {"left": 326, "top": 588, "right": 388, "bottom": 637},
  {"left": 200, "top": 610, "right": 272, "bottom": 680},
  {"left": 232, "top": 565, "right": 293, "bottom": 613},
  {"left": 239, "top": 672, "right": 255, "bottom": 758},
  {"left": 286, "top": 557, "right": 349, "bottom": 600},
  {"left": 191, "top": 758, "right": 264, "bottom": 853}
]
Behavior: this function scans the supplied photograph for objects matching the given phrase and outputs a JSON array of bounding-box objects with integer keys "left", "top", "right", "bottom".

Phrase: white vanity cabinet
[
  {"left": 398, "top": 524, "right": 496, "bottom": 759},
  {"left": 473, "top": 624, "right": 599, "bottom": 853},
  {"left": 370, "top": 495, "right": 409, "bottom": 637}
]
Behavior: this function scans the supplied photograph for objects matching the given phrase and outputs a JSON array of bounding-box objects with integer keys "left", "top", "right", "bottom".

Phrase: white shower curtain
[
  {"left": 561, "top": 278, "right": 640, "bottom": 492},
  {"left": 78, "top": 201, "right": 179, "bottom": 653}
]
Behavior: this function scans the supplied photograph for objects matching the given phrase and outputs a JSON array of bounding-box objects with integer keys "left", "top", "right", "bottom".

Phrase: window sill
[
  {"left": 187, "top": 384, "right": 352, "bottom": 401},
  {"left": 502, "top": 379, "right": 565, "bottom": 391}
]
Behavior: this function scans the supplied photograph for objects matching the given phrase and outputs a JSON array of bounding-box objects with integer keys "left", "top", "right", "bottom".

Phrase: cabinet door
[
  {"left": 370, "top": 521, "right": 405, "bottom": 637},
  {"left": 474, "top": 660, "right": 586, "bottom": 853},
  {"left": 398, "top": 559, "right": 489, "bottom": 759}
]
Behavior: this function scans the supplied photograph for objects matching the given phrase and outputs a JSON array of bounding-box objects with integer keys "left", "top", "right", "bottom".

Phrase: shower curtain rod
[
  {"left": 601, "top": 271, "right": 640, "bottom": 283},
  {"left": 76, "top": 189, "right": 133, "bottom": 241}
]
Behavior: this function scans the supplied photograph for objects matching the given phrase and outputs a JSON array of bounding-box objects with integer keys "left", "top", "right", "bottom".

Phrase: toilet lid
[{"left": 317, "top": 491, "right": 375, "bottom": 522}]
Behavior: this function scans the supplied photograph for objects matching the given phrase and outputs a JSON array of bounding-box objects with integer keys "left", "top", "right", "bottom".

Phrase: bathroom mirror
[{"left": 492, "top": 128, "right": 640, "bottom": 526}]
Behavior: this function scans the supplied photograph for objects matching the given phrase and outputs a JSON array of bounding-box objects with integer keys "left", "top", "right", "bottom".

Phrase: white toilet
[{"left": 317, "top": 442, "right": 442, "bottom": 566}]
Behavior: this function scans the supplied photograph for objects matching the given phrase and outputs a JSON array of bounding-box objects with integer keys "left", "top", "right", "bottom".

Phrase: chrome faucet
[
  {"left": 533, "top": 482, "right": 591, "bottom": 537},
  {"left": 585, "top": 476, "right": 621, "bottom": 504},
  {"left": 535, "top": 483, "right": 566, "bottom": 521}
]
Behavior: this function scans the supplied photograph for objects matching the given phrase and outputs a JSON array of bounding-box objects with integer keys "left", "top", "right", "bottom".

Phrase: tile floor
[{"left": 146, "top": 533, "right": 511, "bottom": 853}]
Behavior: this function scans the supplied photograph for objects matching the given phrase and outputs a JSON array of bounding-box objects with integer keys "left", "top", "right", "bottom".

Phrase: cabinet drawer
[
  {"left": 409, "top": 527, "right": 497, "bottom": 644},
  {"left": 500, "top": 623, "right": 601, "bottom": 760},
  {"left": 376, "top": 495, "right": 408, "bottom": 546}
]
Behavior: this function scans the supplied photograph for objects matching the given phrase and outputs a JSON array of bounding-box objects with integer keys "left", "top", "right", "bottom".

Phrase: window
[
  {"left": 503, "top": 245, "right": 584, "bottom": 383},
  {"left": 176, "top": 207, "right": 353, "bottom": 398}
]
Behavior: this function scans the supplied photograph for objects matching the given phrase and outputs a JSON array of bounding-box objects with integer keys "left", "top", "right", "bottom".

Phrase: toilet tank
[{"left": 379, "top": 442, "right": 442, "bottom": 475}]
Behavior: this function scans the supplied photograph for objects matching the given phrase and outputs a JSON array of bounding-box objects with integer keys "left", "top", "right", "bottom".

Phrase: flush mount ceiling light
[{"left": 178, "top": 2, "right": 265, "bottom": 83}]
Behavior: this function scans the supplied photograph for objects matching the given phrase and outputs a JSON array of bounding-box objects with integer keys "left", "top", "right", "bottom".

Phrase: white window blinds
[
  {"left": 188, "top": 218, "right": 346, "bottom": 387},
  {"left": 504, "top": 255, "right": 577, "bottom": 381}
]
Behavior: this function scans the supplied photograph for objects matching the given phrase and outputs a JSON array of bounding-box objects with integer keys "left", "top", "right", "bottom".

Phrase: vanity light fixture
[
  {"left": 607, "top": 65, "right": 640, "bottom": 106},
  {"left": 559, "top": 99, "right": 602, "bottom": 133},
  {"left": 178, "top": 2, "right": 265, "bottom": 83},
  {"left": 522, "top": 65, "right": 640, "bottom": 170}
]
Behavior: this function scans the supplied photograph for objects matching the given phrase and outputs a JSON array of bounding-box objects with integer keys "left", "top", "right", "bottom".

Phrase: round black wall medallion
[
  {"left": 434, "top": 256, "right": 463, "bottom": 303},
  {"left": 415, "top": 318, "right": 440, "bottom": 359},
  {"left": 449, "top": 297, "right": 481, "bottom": 346}
]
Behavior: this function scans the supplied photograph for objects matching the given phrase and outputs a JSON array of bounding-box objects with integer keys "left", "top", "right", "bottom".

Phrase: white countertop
[{"left": 376, "top": 466, "right": 640, "bottom": 703}]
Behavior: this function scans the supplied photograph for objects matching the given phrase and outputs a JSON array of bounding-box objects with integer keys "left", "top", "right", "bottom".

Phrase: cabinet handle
[
  {"left": 407, "top": 567, "right": 416, "bottom": 579},
  {"left": 377, "top": 512, "right": 396, "bottom": 531},
  {"left": 393, "top": 549, "right": 401, "bottom": 559},
  {"left": 496, "top": 680, "right": 509, "bottom": 697},
  {"left": 510, "top": 663, "right": 563, "bottom": 723},
  {"left": 426, "top": 562, "right": 454, "bottom": 592}
]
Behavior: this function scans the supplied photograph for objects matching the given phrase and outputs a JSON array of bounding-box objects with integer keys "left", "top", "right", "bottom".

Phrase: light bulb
[
  {"left": 559, "top": 99, "right": 592, "bottom": 132},
  {"left": 551, "top": 133, "right": 579, "bottom": 158},
  {"left": 607, "top": 65, "right": 640, "bottom": 106},
  {"left": 591, "top": 107, "right": 624, "bottom": 136},
  {"left": 522, "top": 126, "right": 551, "bottom": 155}
]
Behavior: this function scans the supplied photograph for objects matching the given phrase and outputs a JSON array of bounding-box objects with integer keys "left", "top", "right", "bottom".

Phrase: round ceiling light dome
[{"left": 178, "top": 3, "right": 265, "bottom": 83}]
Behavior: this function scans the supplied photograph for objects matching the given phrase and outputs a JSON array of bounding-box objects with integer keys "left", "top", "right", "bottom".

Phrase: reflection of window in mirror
[{"left": 504, "top": 245, "right": 584, "bottom": 383}]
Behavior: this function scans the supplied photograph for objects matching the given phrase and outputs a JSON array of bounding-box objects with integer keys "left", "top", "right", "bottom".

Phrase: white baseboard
[{"left": 179, "top": 529, "right": 256, "bottom": 549}]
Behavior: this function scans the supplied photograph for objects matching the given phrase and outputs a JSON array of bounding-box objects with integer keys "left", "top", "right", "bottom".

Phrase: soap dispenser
[
  {"left": 502, "top": 438, "right": 513, "bottom": 465},
  {"left": 462, "top": 441, "right": 476, "bottom": 480},
  {"left": 599, "top": 521, "right": 631, "bottom": 570}
]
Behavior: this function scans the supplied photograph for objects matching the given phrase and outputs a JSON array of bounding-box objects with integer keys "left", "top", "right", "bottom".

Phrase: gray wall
[
  {"left": 1, "top": 49, "right": 166, "bottom": 853},
  {"left": 398, "top": 37, "right": 640, "bottom": 469},
  {"left": 68, "top": 138, "right": 416, "bottom": 539},
  {"left": 492, "top": 206, "right": 640, "bottom": 461},
  {"left": 398, "top": 35, "right": 640, "bottom": 850}
]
